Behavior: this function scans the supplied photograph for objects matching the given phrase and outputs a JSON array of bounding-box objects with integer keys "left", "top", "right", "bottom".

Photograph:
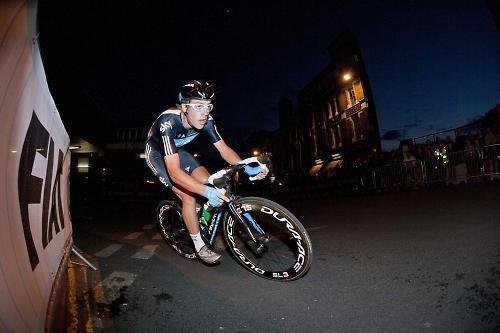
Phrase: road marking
[
  {"left": 152, "top": 232, "right": 162, "bottom": 240},
  {"left": 93, "top": 243, "right": 123, "bottom": 258},
  {"left": 94, "top": 271, "right": 137, "bottom": 304},
  {"left": 123, "top": 232, "right": 143, "bottom": 240},
  {"left": 306, "top": 225, "right": 328, "bottom": 231},
  {"left": 142, "top": 224, "right": 155, "bottom": 230},
  {"left": 131, "top": 244, "right": 159, "bottom": 259}
]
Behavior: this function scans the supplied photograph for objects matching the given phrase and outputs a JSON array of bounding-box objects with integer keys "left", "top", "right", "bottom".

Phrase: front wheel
[{"left": 223, "top": 197, "right": 313, "bottom": 281}]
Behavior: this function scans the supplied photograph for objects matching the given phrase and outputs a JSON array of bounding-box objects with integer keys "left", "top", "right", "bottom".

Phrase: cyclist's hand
[
  {"left": 244, "top": 165, "right": 269, "bottom": 180},
  {"left": 203, "top": 186, "right": 228, "bottom": 207}
]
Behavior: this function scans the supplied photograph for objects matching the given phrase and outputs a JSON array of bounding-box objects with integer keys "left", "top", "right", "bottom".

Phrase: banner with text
[{"left": 0, "top": 1, "right": 72, "bottom": 332}]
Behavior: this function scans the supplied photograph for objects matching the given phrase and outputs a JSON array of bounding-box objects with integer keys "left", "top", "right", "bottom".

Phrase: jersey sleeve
[
  {"left": 156, "top": 114, "right": 178, "bottom": 156},
  {"left": 203, "top": 116, "right": 222, "bottom": 143}
]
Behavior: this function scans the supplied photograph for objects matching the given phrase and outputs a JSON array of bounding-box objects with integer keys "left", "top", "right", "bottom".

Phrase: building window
[
  {"left": 332, "top": 98, "right": 339, "bottom": 115},
  {"left": 336, "top": 125, "right": 342, "bottom": 147},
  {"left": 77, "top": 157, "right": 90, "bottom": 173},
  {"left": 326, "top": 102, "right": 333, "bottom": 119},
  {"left": 311, "top": 133, "right": 317, "bottom": 158},
  {"left": 329, "top": 128, "right": 336, "bottom": 149},
  {"left": 352, "top": 114, "right": 361, "bottom": 141},
  {"left": 353, "top": 80, "right": 365, "bottom": 101},
  {"left": 309, "top": 112, "right": 315, "bottom": 131},
  {"left": 348, "top": 87, "right": 356, "bottom": 106}
]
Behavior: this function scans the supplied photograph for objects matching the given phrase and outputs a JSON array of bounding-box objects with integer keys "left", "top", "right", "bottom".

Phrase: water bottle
[{"left": 199, "top": 202, "right": 214, "bottom": 228}]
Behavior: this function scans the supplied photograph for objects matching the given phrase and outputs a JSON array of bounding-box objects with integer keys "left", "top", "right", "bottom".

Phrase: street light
[
  {"left": 343, "top": 73, "right": 352, "bottom": 81},
  {"left": 252, "top": 149, "right": 260, "bottom": 156}
]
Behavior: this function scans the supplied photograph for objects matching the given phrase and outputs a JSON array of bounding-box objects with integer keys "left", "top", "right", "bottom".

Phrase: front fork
[{"left": 228, "top": 202, "right": 268, "bottom": 256}]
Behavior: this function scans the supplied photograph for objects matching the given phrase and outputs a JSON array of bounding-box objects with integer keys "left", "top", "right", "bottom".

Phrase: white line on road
[
  {"left": 93, "top": 243, "right": 123, "bottom": 258},
  {"left": 131, "top": 244, "right": 159, "bottom": 259},
  {"left": 142, "top": 224, "right": 155, "bottom": 230},
  {"left": 306, "top": 225, "right": 328, "bottom": 231},
  {"left": 152, "top": 232, "right": 162, "bottom": 240},
  {"left": 123, "top": 232, "right": 143, "bottom": 240}
]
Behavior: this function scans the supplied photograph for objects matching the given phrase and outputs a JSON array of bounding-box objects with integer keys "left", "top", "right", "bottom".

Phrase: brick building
[{"left": 297, "top": 30, "right": 381, "bottom": 177}]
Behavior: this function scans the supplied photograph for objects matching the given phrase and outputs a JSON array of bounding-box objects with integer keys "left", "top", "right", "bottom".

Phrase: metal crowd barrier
[
  {"left": 372, "top": 144, "right": 500, "bottom": 190},
  {"left": 482, "top": 144, "right": 500, "bottom": 176},
  {"left": 373, "top": 161, "right": 423, "bottom": 190}
]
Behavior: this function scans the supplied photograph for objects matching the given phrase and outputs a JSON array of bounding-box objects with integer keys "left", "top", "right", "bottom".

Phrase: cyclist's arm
[
  {"left": 213, "top": 139, "right": 242, "bottom": 165},
  {"left": 164, "top": 153, "right": 207, "bottom": 196},
  {"left": 204, "top": 117, "right": 241, "bottom": 164},
  {"left": 158, "top": 117, "right": 208, "bottom": 196}
]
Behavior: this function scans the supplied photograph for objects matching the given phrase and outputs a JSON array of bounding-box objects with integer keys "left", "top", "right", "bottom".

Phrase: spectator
[{"left": 483, "top": 127, "right": 499, "bottom": 178}]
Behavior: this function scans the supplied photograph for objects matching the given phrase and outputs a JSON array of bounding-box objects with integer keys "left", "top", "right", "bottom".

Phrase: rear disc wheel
[{"left": 156, "top": 200, "right": 196, "bottom": 260}]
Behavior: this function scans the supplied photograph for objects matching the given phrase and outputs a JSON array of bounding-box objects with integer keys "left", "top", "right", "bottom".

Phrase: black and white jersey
[{"left": 145, "top": 109, "right": 222, "bottom": 156}]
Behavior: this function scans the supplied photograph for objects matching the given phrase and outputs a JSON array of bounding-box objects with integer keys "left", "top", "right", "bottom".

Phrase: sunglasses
[{"left": 185, "top": 103, "right": 214, "bottom": 113}]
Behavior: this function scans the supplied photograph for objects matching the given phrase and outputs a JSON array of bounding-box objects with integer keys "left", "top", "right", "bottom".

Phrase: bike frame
[
  {"left": 201, "top": 192, "right": 264, "bottom": 248},
  {"left": 205, "top": 208, "right": 223, "bottom": 245}
]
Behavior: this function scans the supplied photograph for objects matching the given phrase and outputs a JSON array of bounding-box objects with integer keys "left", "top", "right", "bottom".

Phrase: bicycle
[{"left": 156, "top": 156, "right": 313, "bottom": 281}]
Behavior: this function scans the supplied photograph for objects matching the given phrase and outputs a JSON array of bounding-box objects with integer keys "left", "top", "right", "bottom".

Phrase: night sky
[{"left": 38, "top": 1, "right": 499, "bottom": 149}]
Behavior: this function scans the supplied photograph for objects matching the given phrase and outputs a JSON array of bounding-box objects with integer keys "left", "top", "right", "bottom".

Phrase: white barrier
[{"left": 0, "top": 1, "right": 72, "bottom": 332}]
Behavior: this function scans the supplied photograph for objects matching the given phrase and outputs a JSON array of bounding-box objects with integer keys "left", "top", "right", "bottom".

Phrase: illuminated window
[
  {"left": 353, "top": 80, "right": 365, "bottom": 100},
  {"left": 77, "top": 157, "right": 89, "bottom": 173},
  {"left": 348, "top": 87, "right": 356, "bottom": 106}
]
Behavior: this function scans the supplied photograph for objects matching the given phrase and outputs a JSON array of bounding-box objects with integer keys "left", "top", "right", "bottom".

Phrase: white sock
[{"left": 190, "top": 232, "right": 205, "bottom": 252}]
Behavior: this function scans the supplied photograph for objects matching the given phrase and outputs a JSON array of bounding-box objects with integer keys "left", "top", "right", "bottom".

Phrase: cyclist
[{"left": 145, "top": 80, "right": 268, "bottom": 264}]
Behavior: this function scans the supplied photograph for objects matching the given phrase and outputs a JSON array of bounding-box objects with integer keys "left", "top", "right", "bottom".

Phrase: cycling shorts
[{"left": 144, "top": 143, "right": 201, "bottom": 188}]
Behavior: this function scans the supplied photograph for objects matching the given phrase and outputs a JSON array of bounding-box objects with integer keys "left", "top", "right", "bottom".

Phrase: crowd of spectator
[
  {"left": 291, "top": 125, "right": 500, "bottom": 194},
  {"left": 394, "top": 126, "right": 500, "bottom": 165}
]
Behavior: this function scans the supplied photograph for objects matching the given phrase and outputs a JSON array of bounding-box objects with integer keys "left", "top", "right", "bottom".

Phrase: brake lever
[
  {"left": 208, "top": 156, "right": 271, "bottom": 185},
  {"left": 237, "top": 156, "right": 270, "bottom": 181}
]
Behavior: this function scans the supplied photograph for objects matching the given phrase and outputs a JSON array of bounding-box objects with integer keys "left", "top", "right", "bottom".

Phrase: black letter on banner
[
  {"left": 46, "top": 149, "right": 65, "bottom": 244},
  {"left": 55, "top": 150, "right": 65, "bottom": 230},
  {"left": 18, "top": 111, "right": 49, "bottom": 270},
  {"left": 42, "top": 138, "right": 54, "bottom": 248}
]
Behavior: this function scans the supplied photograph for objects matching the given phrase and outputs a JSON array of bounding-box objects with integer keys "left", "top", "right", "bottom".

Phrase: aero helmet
[{"left": 178, "top": 80, "right": 215, "bottom": 102}]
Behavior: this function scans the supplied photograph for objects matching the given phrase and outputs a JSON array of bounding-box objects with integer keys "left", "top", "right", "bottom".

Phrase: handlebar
[{"left": 207, "top": 155, "right": 270, "bottom": 188}]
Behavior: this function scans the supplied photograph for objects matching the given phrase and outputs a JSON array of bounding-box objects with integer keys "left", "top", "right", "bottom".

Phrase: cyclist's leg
[
  {"left": 191, "top": 166, "right": 210, "bottom": 183},
  {"left": 172, "top": 149, "right": 203, "bottom": 235},
  {"left": 171, "top": 186, "right": 197, "bottom": 234},
  {"left": 146, "top": 146, "right": 219, "bottom": 263},
  {"left": 146, "top": 145, "right": 197, "bottom": 234},
  {"left": 145, "top": 143, "right": 173, "bottom": 188},
  {"left": 175, "top": 148, "right": 211, "bottom": 184},
  {"left": 174, "top": 150, "right": 221, "bottom": 263}
]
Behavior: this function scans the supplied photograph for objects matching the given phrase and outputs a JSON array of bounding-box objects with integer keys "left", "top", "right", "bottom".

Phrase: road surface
[{"left": 71, "top": 183, "right": 500, "bottom": 332}]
